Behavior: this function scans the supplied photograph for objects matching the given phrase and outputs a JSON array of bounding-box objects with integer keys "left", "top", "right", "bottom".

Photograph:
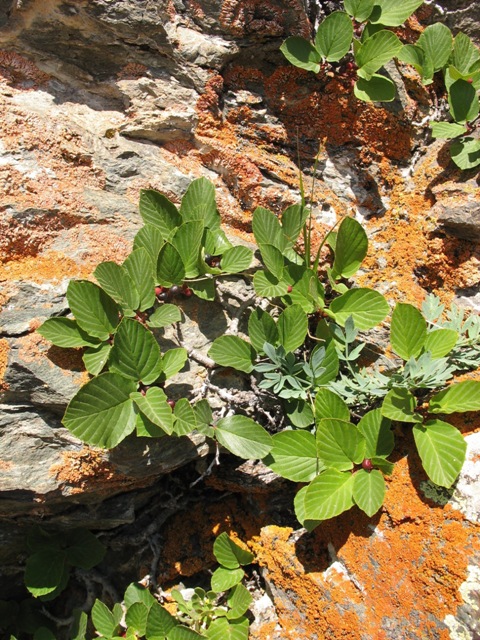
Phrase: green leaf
[
  {"left": 145, "top": 601, "right": 177, "bottom": 640},
  {"left": 108, "top": 318, "right": 163, "bottom": 385},
  {"left": 252, "top": 207, "right": 285, "bottom": 250},
  {"left": 357, "top": 409, "right": 394, "bottom": 457},
  {"left": 126, "top": 602, "right": 149, "bottom": 636},
  {"left": 371, "top": 456, "right": 394, "bottom": 475},
  {"left": 329, "top": 288, "right": 389, "bottom": 330},
  {"left": 331, "top": 217, "right": 368, "bottom": 278},
  {"left": 172, "top": 398, "right": 196, "bottom": 436},
  {"left": 413, "top": 419, "right": 467, "bottom": 487},
  {"left": 314, "top": 388, "right": 350, "bottom": 422},
  {"left": 316, "top": 418, "right": 366, "bottom": 469},
  {"left": 451, "top": 32, "right": 480, "bottom": 76},
  {"left": 248, "top": 308, "right": 279, "bottom": 353},
  {"left": 430, "top": 122, "right": 468, "bottom": 139},
  {"left": 180, "top": 177, "right": 219, "bottom": 228},
  {"left": 354, "top": 73, "right": 396, "bottom": 101},
  {"left": 63, "top": 373, "right": 137, "bottom": 448},
  {"left": 315, "top": 11, "right": 353, "bottom": 62},
  {"left": 25, "top": 550, "right": 66, "bottom": 597},
  {"left": 206, "top": 616, "right": 249, "bottom": 640},
  {"left": 133, "top": 225, "right": 166, "bottom": 274},
  {"left": 303, "top": 469, "right": 355, "bottom": 521},
  {"left": 315, "top": 339, "right": 340, "bottom": 385},
  {"left": 64, "top": 529, "right": 106, "bottom": 570},
  {"left": 33, "top": 628, "right": 56, "bottom": 640},
  {"left": 285, "top": 398, "right": 315, "bottom": 428},
  {"left": 381, "top": 387, "right": 421, "bottom": 423},
  {"left": 38, "top": 317, "right": 100, "bottom": 348},
  {"left": 281, "top": 204, "right": 309, "bottom": 248},
  {"left": 368, "top": 0, "right": 423, "bottom": 26},
  {"left": 263, "top": 430, "right": 322, "bottom": 482},
  {"left": 355, "top": 30, "right": 402, "bottom": 78},
  {"left": 94, "top": 261, "right": 140, "bottom": 313},
  {"left": 258, "top": 244, "right": 284, "bottom": 279},
  {"left": 417, "top": 23, "right": 452, "bottom": 72},
  {"left": 139, "top": 189, "right": 181, "bottom": 237},
  {"left": 147, "top": 304, "right": 182, "bottom": 329},
  {"left": 448, "top": 79, "right": 479, "bottom": 124},
  {"left": 204, "top": 227, "right": 232, "bottom": 255},
  {"left": 277, "top": 304, "right": 308, "bottom": 352},
  {"left": 211, "top": 567, "right": 245, "bottom": 593},
  {"left": 213, "top": 532, "right": 254, "bottom": 568},
  {"left": 123, "top": 248, "right": 156, "bottom": 311},
  {"left": 67, "top": 280, "right": 119, "bottom": 341},
  {"left": 172, "top": 221, "right": 204, "bottom": 276},
  {"left": 429, "top": 380, "right": 480, "bottom": 414},
  {"left": 131, "top": 387, "right": 174, "bottom": 435},
  {"left": 227, "top": 584, "right": 253, "bottom": 619},
  {"left": 189, "top": 277, "right": 216, "bottom": 301},
  {"left": 423, "top": 328, "right": 458, "bottom": 358},
  {"left": 352, "top": 469, "right": 385, "bottom": 517},
  {"left": 390, "top": 302, "right": 427, "bottom": 360},
  {"left": 215, "top": 415, "right": 272, "bottom": 459},
  {"left": 124, "top": 583, "right": 156, "bottom": 609},
  {"left": 161, "top": 347, "right": 188, "bottom": 379},
  {"left": 293, "top": 485, "right": 321, "bottom": 531},
  {"left": 91, "top": 600, "right": 120, "bottom": 638},
  {"left": 220, "top": 246, "right": 253, "bottom": 274},
  {"left": 253, "top": 270, "right": 289, "bottom": 298},
  {"left": 280, "top": 37, "right": 322, "bottom": 73},
  {"left": 70, "top": 609, "right": 88, "bottom": 640},
  {"left": 157, "top": 244, "right": 186, "bottom": 288},
  {"left": 344, "top": 0, "right": 374, "bottom": 22},
  {"left": 450, "top": 137, "right": 480, "bottom": 170},
  {"left": 208, "top": 336, "right": 256, "bottom": 373},
  {"left": 168, "top": 626, "right": 205, "bottom": 640},
  {"left": 82, "top": 342, "right": 111, "bottom": 376}
]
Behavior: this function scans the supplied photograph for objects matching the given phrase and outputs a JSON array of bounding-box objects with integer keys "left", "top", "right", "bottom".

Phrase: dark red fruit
[
  {"left": 170, "top": 285, "right": 181, "bottom": 296},
  {"left": 204, "top": 253, "right": 213, "bottom": 265},
  {"left": 155, "top": 286, "right": 163, "bottom": 296},
  {"left": 362, "top": 458, "right": 374, "bottom": 471},
  {"left": 167, "top": 399, "right": 176, "bottom": 409},
  {"left": 157, "top": 292, "right": 169, "bottom": 302},
  {"left": 183, "top": 287, "right": 193, "bottom": 297}
]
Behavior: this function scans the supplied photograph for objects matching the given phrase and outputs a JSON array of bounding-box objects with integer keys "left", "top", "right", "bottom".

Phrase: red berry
[
  {"left": 287, "top": 285, "right": 293, "bottom": 293},
  {"left": 467, "top": 78, "right": 473, "bottom": 83},
  {"left": 155, "top": 286, "right": 163, "bottom": 296},
  {"left": 167, "top": 399, "right": 176, "bottom": 409},
  {"left": 183, "top": 287, "right": 193, "bottom": 297},
  {"left": 362, "top": 459, "right": 373, "bottom": 471}
]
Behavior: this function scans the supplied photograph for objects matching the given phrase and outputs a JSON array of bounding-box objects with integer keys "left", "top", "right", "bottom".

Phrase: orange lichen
[
  {"left": 0, "top": 50, "right": 51, "bottom": 87},
  {"left": 0, "top": 252, "right": 86, "bottom": 282},
  {"left": 0, "top": 338, "right": 9, "bottom": 386},
  {"left": 49, "top": 448, "right": 117, "bottom": 494}
]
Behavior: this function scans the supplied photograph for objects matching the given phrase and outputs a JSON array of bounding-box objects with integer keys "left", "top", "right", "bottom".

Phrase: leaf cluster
[{"left": 280, "top": 1, "right": 480, "bottom": 169}]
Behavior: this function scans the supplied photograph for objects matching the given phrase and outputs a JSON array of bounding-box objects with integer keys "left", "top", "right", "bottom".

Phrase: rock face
[{"left": 0, "top": 0, "right": 480, "bottom": 638}]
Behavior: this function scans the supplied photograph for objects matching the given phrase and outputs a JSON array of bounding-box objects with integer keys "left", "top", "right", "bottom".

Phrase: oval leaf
[
  {"left": 108, "top": 318, "right": 163, "bottom": 385},
  {"left": 263, "top": 430, "right": 322, "bottom": 482},
  {"left": 450, "top": 137, "right": 480, "bottom": 170},
  {"left": 67, "top": 280, "right": 119, "bottom": 341},
  {"left": 252, "top": 207, "right": 285, "bottom": 250},
  {"left": 368, "top": 0, "right": 423, "bottom": 26},
  {"left": 253, "top": 270, "right": 289, "bottom": 298},
  {"left": 208, "top": 336, "right": 256, "bottom": 373},
  {"left": 220, "top": 245, "right": 253, "bottom": 274},
  {"left": 352, "top": 469, "right": 385, "bottom": 517},
  {"left": 381, "top": 387, "right": 421, "bottom": 423},
  {"left": 248, "top": 308, "right": 279, "bottom": 353},
  {"left": 357, "top": 409, "right": 394, "bottom": 457},
  {"left": 63, "top": 373, "right": 137, "bottom": 448},
  {"left": 329, "top": 288, "right": 389, "bottom": 330},
  {"left": 355, "top": 30, "right": 402, "bottom": 77},
  {"left": 423, "top": 328, "right": 458, "bottom": 359},
  {"left": 213, "top": 532, "right": 254, "bottom": 568},
  {"left": 180, "top": 177, "right": 219, "bottom": 228},
  {"left": 215, "top": 415, "right": 272, "bottom": 459},
  {"left": 390, "top": 302, "right": 427, "bottom": 360},
  {"left": 147, "top": 304, "right": 182, "bottom": 329},
  {"left": 448, "top": 79, "right": 479, "bottom": 124},
  {"left": 82, "top": 342, "right": 111, "bottom": 376},
  {"left": 25, "top": 550, "right": 67, "bottom": 597},
  {"left": 280, "top": 37, "right": 321, "bottom": 73},
  {"left": 38, "top": 317, "right": 100, "bottom": 348},
  {"left": 314, "top": 388, "right": 350, "bottom": 422},
  {"left": 277, "top": 304, "right": 308, "bottom": 352},
  {"left": 332, "top": 216, "right": 368, "bottom": 278},
  {"left": 354, "top": 73, "right": 396, "bottom": 102},
  {"left": 344, "top": 0, "right": 374, "bottom": 22},
  {"left": 123, "top": 248, "right": 156, "bottom": 311},
  {"left": 131, "top": 387, "right": 174, "bottom": 435},
  {"left": 94, "top": 261, "right": 140, "bottom": 313},
  {"left": 315, "top": 11, "right": 353, "bottom": 62},
  {"left": 417, "top": 23, "right": 453, "bottom": 72},
  {"left": 172, "top": 221, "right": 204, "bottom": 276},
  {"left": 316, "top": 418, "right": 366, "bottom": 469},
  {"left": 303, "top": 469, "right": 355, "bottom": 521},
  {"left": 210, "top": 567, "right": 245, "bottom": 593},
  {"left": 429, "top": 380, "right": 480, "bottom": 414},
  {"left": 157, "top": 243, "right": 186, "bottom": 288},
  {"left": 413, "top": 419, "right": 466, "bottom": 488},
  {"left": 139, "top": 189, "right": 181, "bottom": 236}
]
